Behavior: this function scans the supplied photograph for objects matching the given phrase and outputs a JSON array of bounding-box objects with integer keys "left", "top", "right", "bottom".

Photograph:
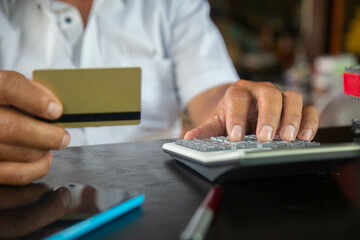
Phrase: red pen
[{"left": 180, "top": 185, "right": 223, "bottom": 240}]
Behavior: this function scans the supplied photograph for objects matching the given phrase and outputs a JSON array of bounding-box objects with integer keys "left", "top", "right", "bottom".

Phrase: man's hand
[
  {"left": 185, "top": 80, "right": 319, "bottom": 142},
  {"left": 0, "top": 71, "right": 70, "bottom": 186}
]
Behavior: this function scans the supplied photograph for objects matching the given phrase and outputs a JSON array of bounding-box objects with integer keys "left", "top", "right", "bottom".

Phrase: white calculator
[{"left": 162, "top": 135, "right": 360, "bottom": 182}]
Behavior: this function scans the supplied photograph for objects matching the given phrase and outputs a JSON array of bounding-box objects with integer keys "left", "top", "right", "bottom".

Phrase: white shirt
[{"left": 0, "top": 0, "right": 239, "bottom": 146}]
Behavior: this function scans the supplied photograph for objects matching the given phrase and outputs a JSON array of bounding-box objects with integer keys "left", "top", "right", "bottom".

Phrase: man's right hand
[{"left": 0, "top": 71, "right": 70, "bottom": 186}]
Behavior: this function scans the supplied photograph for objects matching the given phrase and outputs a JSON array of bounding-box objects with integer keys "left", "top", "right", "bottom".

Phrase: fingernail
[
  {"left": 282, "top": 125, "right": 296, "bottom": 141},
  {"left": 230, "top": 125, "right": 243, "bottom": 142},
  {"left": 61, "top": 133, "right": 70, "bottom": 148},
  {"left": 47, "top": 102, "right": 62, "bottom": 118},
  {"left": 48, "top": 152, "right": 53, "bottom": 164},
  {"left": 301, "top": 130, "right": 313, "bottom": 141},
  {"left": 184, "top": 131, "right": 191, "bottom": 140},
  {"left": 259, "top": 125, "right": 273, "bottom": 141}
]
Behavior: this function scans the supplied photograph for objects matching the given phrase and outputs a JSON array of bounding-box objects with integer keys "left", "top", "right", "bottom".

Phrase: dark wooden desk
[{"left": 38, "top": 126, "right": 360, "bottom": 240}]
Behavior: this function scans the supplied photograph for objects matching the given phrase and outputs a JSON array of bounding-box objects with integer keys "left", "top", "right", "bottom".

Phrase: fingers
[
  {"left": 0, "top": 71, "right": 62, "bottom": 119},
  {"left": 0, "top": 71, "right": 69, "bottom": 150},
  {"left": 0, "top": 143, "right": 47, "bottom": 162},
  {"left": 0, "top": 152, "right": 53, "bottom": 186},
  {"left": 254, "top": 82, "right": 283, "bottom": 142},
  {"left": 275, "top": 91, "right": 318, "bottom": 141},
  {"left": 278, "top": 91, "right": 303, "bottom": 141},
  {"left": 185, "top": 80, "right": 319, "bottom": 143},
  {"left": 0, "top": 107, "right": 69, "bottom": 149},
  {"left": 0, "top": 71, "right": 69, "bottom": 185},
  {"left": 297, "top": 106, "right": 319, "bottom": 141},
  {"left": 224, "top": 85, "right": 252, "bottom": 142},
  {"left": 218, "top": 81, "right": 284, "bottom": 142}
]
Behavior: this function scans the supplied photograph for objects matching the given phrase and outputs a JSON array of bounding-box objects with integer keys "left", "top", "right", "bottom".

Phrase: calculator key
[
  {"left": 200, "top": 145, "right": 218, "bottom": 152},
  {"left": 218, "top": 143, "right": 232, "bottom": 150},
  {"left": 244, "top": 143, "right": 257, "bottom": 149},
  {"left": 259, "top": 142, "right": 273, "bottom": 148}
]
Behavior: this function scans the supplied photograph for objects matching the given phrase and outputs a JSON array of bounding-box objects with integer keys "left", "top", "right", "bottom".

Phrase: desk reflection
[
  {"left": 0, "top": 183, "right": 141, "bottom": 239},
  {"left": 0, "top": 183, "right": 70, "bottom": 239}
]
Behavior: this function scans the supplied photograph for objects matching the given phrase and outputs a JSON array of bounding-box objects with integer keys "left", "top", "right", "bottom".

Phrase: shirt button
[{"left": 65, "top": 17, "right": 72, "bottom": 24}]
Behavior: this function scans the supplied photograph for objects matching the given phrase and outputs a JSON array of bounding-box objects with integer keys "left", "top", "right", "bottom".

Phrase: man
[{"left": 0, "top": 0, "right": 318, "bottom": 185}]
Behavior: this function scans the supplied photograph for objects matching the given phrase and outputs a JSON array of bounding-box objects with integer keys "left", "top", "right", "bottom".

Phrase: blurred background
[{"left": 183, "top": 0, "right": 360, "bottom": 135}]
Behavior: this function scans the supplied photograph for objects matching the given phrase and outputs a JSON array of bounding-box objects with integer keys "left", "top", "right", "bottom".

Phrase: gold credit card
[{"left": 33, "top": 68, "right": 141, "bottom": 128}]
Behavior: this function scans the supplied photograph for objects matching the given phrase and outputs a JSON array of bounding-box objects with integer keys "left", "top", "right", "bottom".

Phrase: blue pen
[{"left": 44, "top": 194, "right": 145, "bottom": 240}]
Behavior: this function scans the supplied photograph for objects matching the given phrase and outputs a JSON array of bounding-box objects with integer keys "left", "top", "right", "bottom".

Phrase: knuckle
[
  {"left": 234, "top": 79, "right": 249, "bottom": 87},
  {"left": 285, "top": 114, "right": 302, "bottom": 127},
  {"left": 0, "top": 71, "right": 20, "bottom": 95},
  {"left": 27, "top": 149, "right": 47, "bottom": 162},
  {"left": 259, "top": 86, "right": 282, "bottom": 101},
  {"left": 237, "top": 94, "right": 252, "bottom": 106},
  {"left": 261, "top": 81, "right": 276, "bottom": 88},
  {"left": 262, "top": 113, "right": 280, "bottom": 125},
  {"left": 0, "top": 110, "right": 20, "bottom": 139},
  {"left": 227, "top": 82, "right": 241, "bottom": 93},
  {"left": 0, "top": 71, "right": 29, "bottom": 106},
  {"left": 283, "top": 90, "right": 298, "bottom": 97},
  {"left": 260, "top": 81, "right": 277, "bottom": 90},
  {"left": 0, "top": 70, "right": 15, "bottom": 83},
  {"left": 230, "top": 89, "right": 251, "bottom": 102},
  {"left": 257, "top": 81, "right": 280, "bottom": 91},
  {"left": 5, "top": 122, "right": 20, "bottom": 140},
  {"left": 7, "top": 121, "right": 20, "bottom": 138},
  {"left": 304, "top": 105, "right": 318, "bottom": 114},
  {"left": 226, "top": 84, "right": 250, "bottom": 99},
  {"left": 291, "top": 113, "right": 302, "bottom": 122},
  {"left": 284, "top": 90, "right": 303, "bottom": 101}
]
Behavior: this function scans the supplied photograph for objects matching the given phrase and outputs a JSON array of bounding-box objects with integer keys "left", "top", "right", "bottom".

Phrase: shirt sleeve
[{"left": 169, "top": 0, "right": 239, "bottom": 109}]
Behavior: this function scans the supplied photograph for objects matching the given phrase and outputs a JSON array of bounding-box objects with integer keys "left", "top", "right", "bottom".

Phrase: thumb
[{"left": 184, "top": 118, "right": 225, "bottom": 140}]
